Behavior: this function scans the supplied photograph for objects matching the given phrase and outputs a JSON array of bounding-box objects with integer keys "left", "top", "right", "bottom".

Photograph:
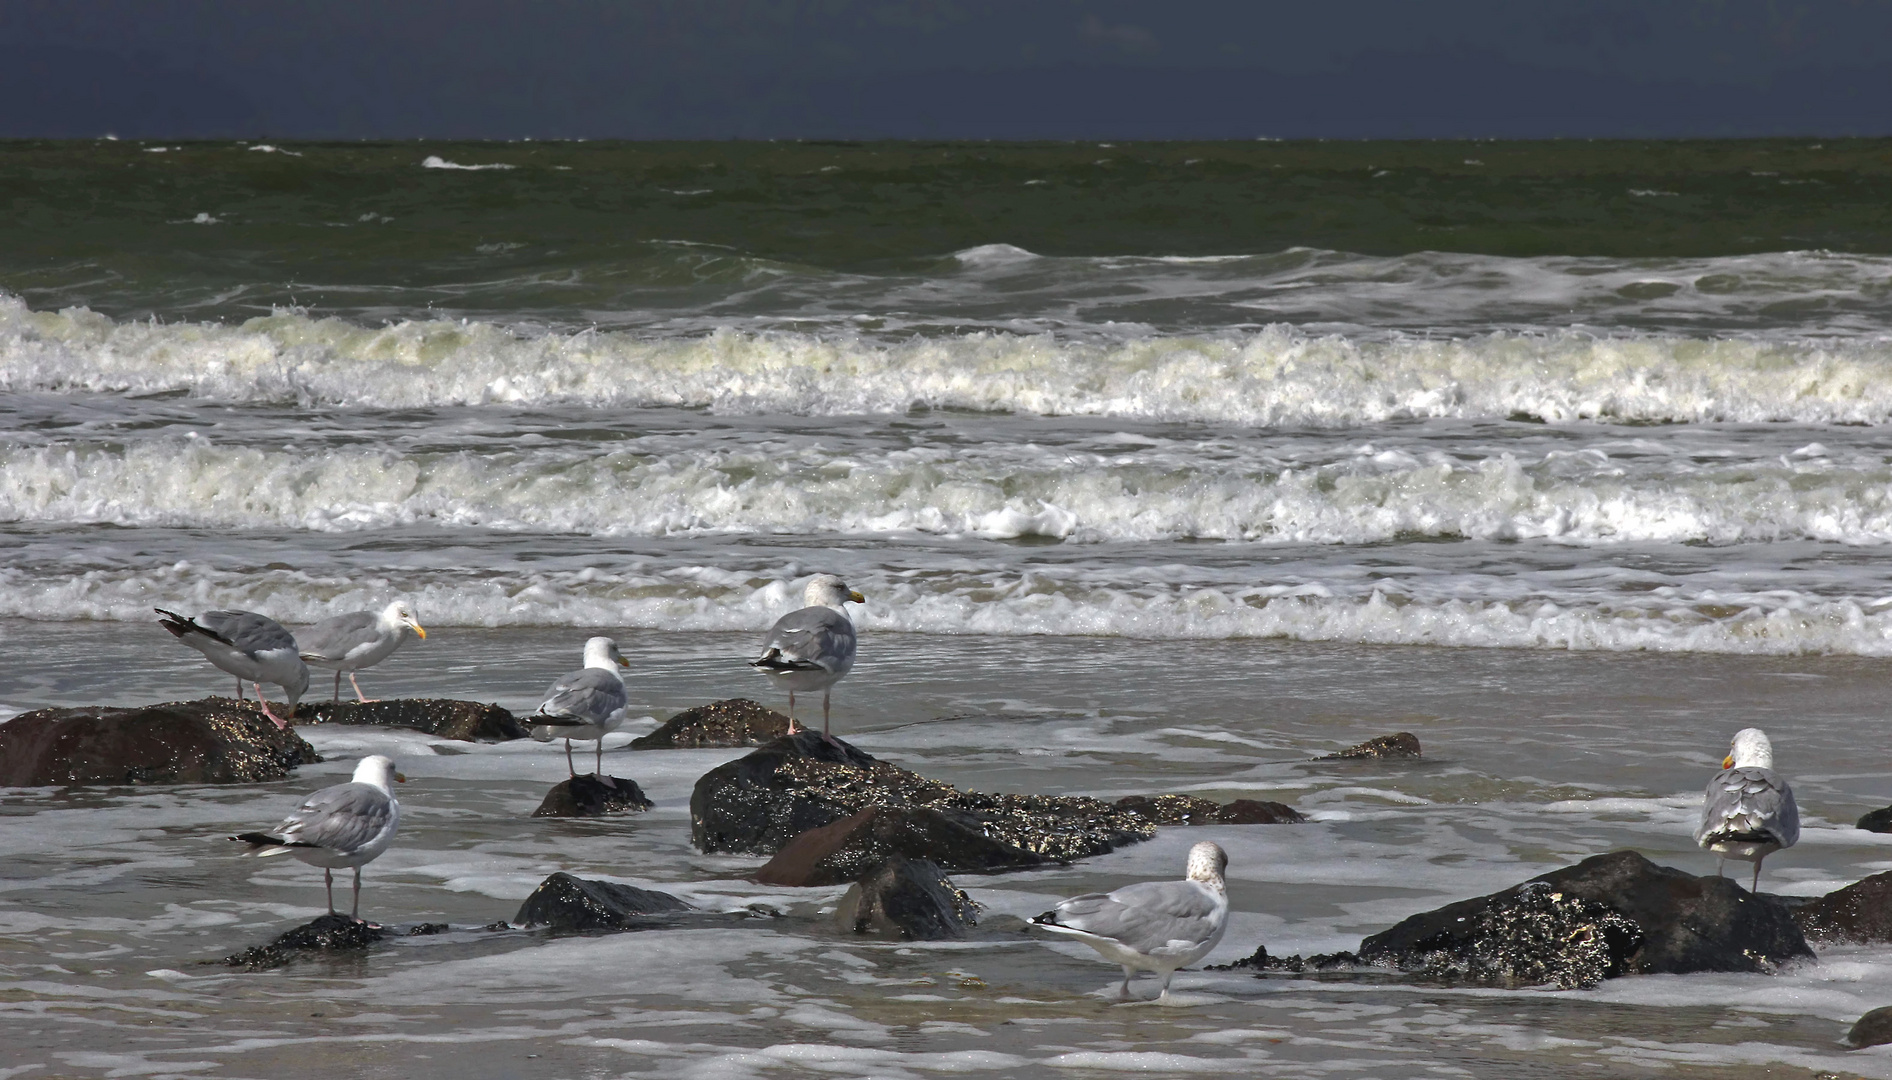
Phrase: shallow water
[{"left": 4, "top": 624, "right": 1892, "bottom": 1078}]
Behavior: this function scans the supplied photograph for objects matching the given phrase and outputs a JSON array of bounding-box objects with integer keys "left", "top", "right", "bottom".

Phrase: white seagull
[
  {"left": 750, "top": 574, "right": 864, "bottom": 736},
  {"left": 298, "top": 600, "right": 429, "bottom": 703},
  {"left": 1032, "top": 840, "right": 1230, "bottom": 1003},
  {"left": 528, "top": 636, "right": 631, "bottom": 776},
  {"left": 1695, "top": 727, "right": 1800, "bottom": 893},
  {"left": 155, "top": 608, "right": 310, "bottom": 729},
  {"left": 232, "top": 755, "right": 405, "bottom": 918}
]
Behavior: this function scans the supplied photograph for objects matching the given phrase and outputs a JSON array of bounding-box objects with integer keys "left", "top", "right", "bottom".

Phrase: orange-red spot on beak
[
  {"left": 394, "top": 772, "right": 409, "bottom": 783},
  {"left": 1722, "top": 755, "right": 1735, "bottom": 769}
]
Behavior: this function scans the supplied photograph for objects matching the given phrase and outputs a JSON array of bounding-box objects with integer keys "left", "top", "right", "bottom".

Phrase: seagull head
[
  {"left": 284, "top": 661, "right": 310, "bottom": 708},
  {"left": 384, "top": 600, "right": 427, "bottom": 640},
  {"left": 583, "top": 636, "right": 630, "bottom": 670},
  {"left": 1726, "top": 727, "right": 1773, "bottom": 770},
  {"left": 1185, "top": 840, "right": 1228, "bottom": 888},
  {"left": 805, "top": 574, "right": 865, "bottom": 609},
  {"left": 353, "top": 754, "right": 407, "bottom": 788}
]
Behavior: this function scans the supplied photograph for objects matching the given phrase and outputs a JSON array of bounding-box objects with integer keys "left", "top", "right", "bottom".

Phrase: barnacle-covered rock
[
  {"left": 1361, "top": 881, "right": 1642, "bottom": 989},
  {"left": 1792, "top": 870, "right": 1892, "bottom": 944},
  {"left": 755, "top": 805, "right": 1046, "bottom": 886},
  {"left": 1114, "top": 794, "right": 1305, "bottom": 825},
  {"left": 1318, "top": 732, "right": 1422, "bottom": 760},
  {"left": 294, "top": 698, "right": 527, "bottom": 742},
  {"left": 0, "top": 698, "right": 317, "bottom": 785},
  {"left": 631, "top": 698, "right": 790, "bottom": 749},
  {"left": 532, "top": 774, "right": 654, "bottom": 817}
]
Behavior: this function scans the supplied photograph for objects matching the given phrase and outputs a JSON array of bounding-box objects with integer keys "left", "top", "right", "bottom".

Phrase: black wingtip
[
  {"left": 1031, "top": 910, "right": 1060, "bottom": 926},
  {"left": 158, "top": 608, "right": 234, "bottom": 646},
  {"left": 230, "top": 831, "right": 282, "bottom": 848}
]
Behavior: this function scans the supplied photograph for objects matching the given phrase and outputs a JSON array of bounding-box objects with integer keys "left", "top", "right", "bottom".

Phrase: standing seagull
[
  {"left": 1032, "top": 840, "right": 1230, "bottom": 1003},
  {"left": 528, "top": 636, "right": 631, "bottom": 777},
  {"left": 231, "top": 755, "right": 405, "bottom": 919},
  {"left": 298, "top": 600, "right": 428, "bottom": 703},
  {"left": 1696, "top": 727, "right": 1800, "bottom": 893},
  {"left": 750, "top": 574, "right": 865, "bottom": 736},
  {"left": 155, "top": 608, "right": 309, "bottom": 729}
]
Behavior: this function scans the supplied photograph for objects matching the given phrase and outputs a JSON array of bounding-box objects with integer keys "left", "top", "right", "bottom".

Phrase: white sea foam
[
  {"left": 8, "top": 296, "right": 1892, "bottom": 424},
  {"left": 420, "top": 155, "right": 516, "bottom": 171}
]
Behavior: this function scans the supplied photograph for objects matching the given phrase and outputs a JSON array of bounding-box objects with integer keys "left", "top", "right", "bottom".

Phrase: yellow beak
[
  {"left": 411, "top": 622, "right": 428, "bottom": 639},
  {"left": 617, "top": 656, "right": 631, "bottom": 667},
  {"left": 848, "top": 590, "right": 866, "bottom": 603},
  {"left": 1722, "top": 754, "right": 1734, "bottom": 769},
  {"left": 394, "top": 772, "right": 409, "bottom": 783}
]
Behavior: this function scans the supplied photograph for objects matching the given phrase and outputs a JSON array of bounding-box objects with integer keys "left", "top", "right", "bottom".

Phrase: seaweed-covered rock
[
  {"left": 1359, "top": 851, "right": 1811, "bottom": 985},
  {"left": 1114, "top": 794, "right": 1305, "bottom": 825},
  {"left": 1318, "top": 732, "right": 1422, "bottom": 760},
  {"left": 0, "top": 698, "right": 318, "bottom": 786},
  {"left": 755, "top": 806, "right": 1046, "bottom": 886},
  {"left": 294, "top": 698, "right": 526, "bottom": 742},
  {"left": 1793, "top": 871, "right": 1892, "bottom": 944},
  {"left": 689, "top": 732, "right": 1154, "bottom": 866},
  {"left": 532, "top": 774, "right": 655, "bottom": 818},
  {"left": 1857, "top": 807, "right": 1892, "bottom": 834},
  {"left": 834, "top": 855, "right": 980, "bottom": 940},
  {"left": 222, "top": 914, "right": 384, "bottom": 970},
  {"left": 1847, "top": 1006, "right": 1892, "bottom": 1049},
  {"left": 631, "top": 698, "right": 790, "bottom": 749},
  {"left": 513, "top": 872, "right": 693, "bottom": 932}
]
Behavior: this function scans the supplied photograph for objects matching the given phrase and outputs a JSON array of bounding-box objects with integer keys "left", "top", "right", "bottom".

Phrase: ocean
[{"left": 4, "top": 138, "right": 1892, "bottom": 1078}]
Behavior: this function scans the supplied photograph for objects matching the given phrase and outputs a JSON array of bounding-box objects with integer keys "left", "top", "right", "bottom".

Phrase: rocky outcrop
[
  {"left": 1113, "top": 794, "right": 1306, "bottom": 825},
  {"left": 755, "top": 806, "right": 1047, "bottom": 886},
  {"left": 631, "top": 698, "right": 790, "bottom": 749},
  {"left": 532, "top": 774, "right": 655, "bottom": 817},
  {"left": 835, "top": 855, "right": 980, "bottom": 940},
  {"left": 0, "top": 699, "right": 318, "bottom": 786},
  {"left": 690, "top": 732, "right": 1155, "bottom": 867},
  {"left": 1318, "top": 732, "right": 1422, "bottom": 760},
  {"left": 1847, "top": 1006, "right": 1892, "bottom": 1049},
  {"left": 220, "top": 914, "right": 448, "bottom": 970},
  {"left": 513, "top": 872, "right": 693, "bottom": 932},
  {"left": 294, "top": 698, "right": 526, "bottom": 742},
  {"left": 1856, "top": 807, "right": 1892, "bottom": 834},
  {"left": 1792, "top": 871, "right": 1892, "bottom": 944},
  {"left": 1357, "top": 851, "right": 1812, "bottom": 987}
]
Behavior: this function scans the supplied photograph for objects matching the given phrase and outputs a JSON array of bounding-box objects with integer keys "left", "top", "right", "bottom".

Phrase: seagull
[
  {"left": 1695, "top": 727, "right": 1800, "bottom": 893},
  {"left": 750, "top": 574, "right": 864, "bottom": 736},
  {"left": 231, "top": 755, "right": 405, "bottom": 919},
  {"left": 528, "top": 636, "right": 631, "bottom": 777},
  {"left": 298, "top": 600, "right": 428, "bottom": 703},
  {"left": 1032, "top": 840, "right": 1230, "bottom": 1003},
  {"left": 155, "top": 608, "right": 310, "bottom": 729}
]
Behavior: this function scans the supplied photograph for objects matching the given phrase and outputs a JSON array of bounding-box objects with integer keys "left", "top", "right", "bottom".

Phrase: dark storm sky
[{"left": 4, "top": 0, "right": 1889, "bottom": 140}]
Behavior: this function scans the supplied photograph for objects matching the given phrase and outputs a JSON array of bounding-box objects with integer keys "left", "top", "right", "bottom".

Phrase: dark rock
[
  {"left": 1847, "top": 1005, "right": 1892, "bottom": 1049},
  {"left": 755, "top": 806, "right": 1046, "bottom": 886},
  {"left": 294, "top": 698, "right": 526, "bottom": 742},
  {"left": 531, "top": 774, "right": 655, "bottom": 818},
  {"left": 1793, "top": 871, "right": 1892, "bottom": 944},
  {"left": 221, "top": 913, "right": 385, "bottom": 970},
  {"left": 1857, "top": 806, "right": 1892, "bottom": 833},
  {"left": 690, "top": 732, "right": 1154, "bottom": 867},
  {"left": 631, "top": 698, "right": 790, "bottom": 749},
  {"left": 834, "top": 855, "right": 980, "bottom": 940},
  {"left": 0, "top": 698, "right": 318, "bottom": 786},
  {"left": 1207, "top": 945, "right": 1361, "bottom": 973},
  {"left": 1113, "top": 794, "right": 1306, "bottom": 826},
  {"left": 1218, "top": 799, "right": 1306, "bottom": 824},
  {"left": 1318, "top": 732, "right": 1422, "bottom": 760},
  {"left": 513, "top": 871, "right": 693, "bottom": 932},
  {"left": 1360, "top": 851, "right": 1812, "bottom": 987},
  {"left": 404, "top": 923, "right": 451, "bottom": 936}
]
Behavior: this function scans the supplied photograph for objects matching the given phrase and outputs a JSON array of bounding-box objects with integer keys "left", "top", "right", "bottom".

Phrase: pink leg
[
  {"left": 236, "top": 678, "right": 245, "bottom": 702},
  {"left": 253, "top": 684, "right": 291, "bottom": 730},
  {"left": 785, "top": 690, "right": 801, "bottom": 735},
  {"left": 349, "top": 672, "right": 378, "bottom": 703}
]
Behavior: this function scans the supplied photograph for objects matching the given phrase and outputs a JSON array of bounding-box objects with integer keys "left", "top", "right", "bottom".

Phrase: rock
[
  {"left": 513, "top": 871, "right": 693, "bottom": 932},
  {"left": 631, "top": 698, "right": 790, "bottom": 749},
  {"left": 1856, "top": 806, "right": 1892, "bottom": 833},
  {"left": 1846, "top": 1005, "right": 1892, "bottom": 1049},
  {"left": 755, "top": 806, "right": 1046, "bottom": 886},
  {"left": 690, "top": 732, "right": 1155, "bottom": 867},
  {"left": 834, "top": 855, "right": 980, "bottom": 940},
  {"left": 221, "top": 913, "right": 384, "bottom": 970},
  {"left": 0, "top": 698, "right": 318, "bottom": 786},
  {"left": 1359, "top": 851, "right": 1812, "bottom": 986},
  {"left": 1318, "top": 732, "right": 1422, "bottom": 760},
  {"left": 531, "top": 774, "right": 655, "bottom": 817},
  {"left": 1207, "top": 945, "right": 1361, "bottom": 973},
  {"left": 1792, "top": 871, "right": 1892, "bottom": 944},
  {"left": 1112, "top": 794, "right": 1305, "bottom": 825},
  {"left": 294, "top": 698, "right": 526, "bottom": 742}
]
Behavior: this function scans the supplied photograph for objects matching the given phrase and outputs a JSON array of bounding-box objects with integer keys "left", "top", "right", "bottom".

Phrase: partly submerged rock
[
  {"left": 835, "top": 855, "right": 980, "bottom": 941},
  {"left": 1793, "top": 871, "right": 1892, "bottom": 945},
  {"left": 1847, "top": 1005, "right": 1892, "bottom": 1049},
  {"left": 1359, "top": 851, "right": 1811, "bottom": 986},
  {"left": 513, "top": 872, "right": 693, "bottom": 932},
  {"left": 631, "top": 698, "right": 790, "bottom": 749},
  {"left": 0, "top": 698, "right": 318, "bottom": 786},
  {"left": 756, "top": 806, "right": 1046, "bottom": 886},
  {"left": 690, "top": 732, "right": 1154, "bottom": 867},
  {"left": 1207, "top": 945, "right": 1362, "bottom": 973},
  {"left": 1114, "top": 794, "right": 1306, "bottom": 826},
  {"left": 294, "top": 698, "right": 526, "bottom": 742},
  {"left": 219, "top": 913, "right": 445, "bottom": 970},
  {"left": 1318, "top": 732, "right": 1422, "bottom": 761},
  {"left": 532, "top": 774, "right": 655, "bottom": 818},
  {"left": 1856, "top": 806, "right": 1892, "bottom": 834}
]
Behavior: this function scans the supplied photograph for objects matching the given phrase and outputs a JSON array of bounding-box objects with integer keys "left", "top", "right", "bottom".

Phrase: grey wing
[
  {"left": 536, "top": 667, "right": 628, "bottom": 725},
  {"left": 203, "top": 610, "right": 298, "bottom": 658},
  {"left": 1697, "top": 767, "right": 1799, "bottom": 847},
  {"left": 753, "top": 606, "right": 856, "bottom": 673},
  {"left": 1046, "top": 881, "right": 1221, "bottom": 954},
  {"left": 297, "top": 612, "right": 379, "bottom": 661},
  {"left": 279, "top": 782, "right": 395, "bottom": 854}
]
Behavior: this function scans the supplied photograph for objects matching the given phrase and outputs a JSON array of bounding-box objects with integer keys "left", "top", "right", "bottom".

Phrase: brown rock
[
  {"left": 1793, "top": 871, "right": 1892, "bottom": 944},
  {"left": 532, "top": 774, "right": 655, "bottom": 818},
  {"left": 0, "top": 698, "right": 318, "bottom": 786},
  {"left": 1846, "top": 1005, "right": 1892, "bottom": 1049},
  {"left": 1318, "top": 732, "right": 1422, "bottom": 760},
  {"left": 835, "top": 855, "right": 980, "bottom": 941},
  {"left": 294, "top": 698, "right": 526, "bottom": 742},
  {"left": 755, "top": 806, "right": 1046, "bottom": 886},
  {"left": 630, "top": 698, "right": 790, "bottom": 749}
]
